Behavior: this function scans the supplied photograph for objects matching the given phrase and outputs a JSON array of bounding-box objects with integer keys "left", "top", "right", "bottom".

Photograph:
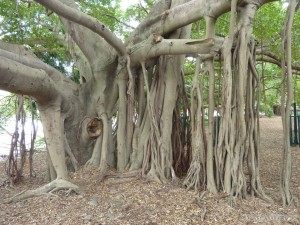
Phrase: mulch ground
[{"left": 0, "top": 116, "right": 299, "bottom": 225}]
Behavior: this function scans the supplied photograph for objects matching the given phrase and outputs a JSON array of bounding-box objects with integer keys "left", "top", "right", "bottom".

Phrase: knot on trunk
[
  {"left": 152, "top": 33, "right": 163, "bottom": 44},
  {"left": 87, "top": 117, "right": 102, "bottom": 138}
]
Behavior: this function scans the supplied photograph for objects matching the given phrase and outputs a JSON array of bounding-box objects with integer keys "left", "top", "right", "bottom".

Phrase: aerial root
[
  {"left": 84, "top": 158, "right": 100, "bottom": 170},
  {"left": 2, "top": 179, "right": 83, "bottom": 204},
  {"left": 146, "top": 168, "right": 167, "bottom": 184},
  {"left": 183, "top": 161, "right": 203, "bottom": 191}
]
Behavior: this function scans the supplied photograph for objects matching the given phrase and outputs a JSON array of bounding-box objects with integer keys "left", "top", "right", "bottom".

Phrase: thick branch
[
  {"left": 256, "top": 48, "right": 280, "bottom": 61},
  {"left": 163, "top": 0, "right": 274, "bottom": 31},
  {"left": 126, "top": 0, "right": 172, "bottom": 45},
  {"left": 0, "top": 56, "right": 58, "bottom": 104},
  {"left": 129, "top": 0, "right": 274, "bottom": 45},
  {"left": 130, "top": 36, "right": 217, "bottom": 63},
  {"left": 256, "top": 49, "right": 300, "bottom": 72},
  {"left": 0, "top": 47, "right": 78, "bottom": 110},
  {"left": 0, "top": 48, "right": 64, "bottom": 81},
  {"left": 0, "top": 41, "right": 37, "bottom": 58},
  {"left": 35, "top": 0, "right": 126, "bottom": 56}
]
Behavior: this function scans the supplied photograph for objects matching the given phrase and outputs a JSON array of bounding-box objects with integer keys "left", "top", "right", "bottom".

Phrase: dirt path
[
  {"left": 260, "top": 117, "right": 300, "bottom": 204},
  {"left": 0, "top": 116, "right": 299, "bottom": 224}
]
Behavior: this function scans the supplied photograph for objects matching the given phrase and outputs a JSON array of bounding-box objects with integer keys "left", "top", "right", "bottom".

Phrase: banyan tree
[{"left": 0, "top": 0, "right": 298, "bottom": 206}]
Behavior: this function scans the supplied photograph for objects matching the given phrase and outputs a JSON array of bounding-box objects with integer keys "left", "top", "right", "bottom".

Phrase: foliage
[
  {"left": 260, "top": 103, "right": 274, "bottom": 117},
  {"left": 215, "top": 13, "right": 231, "bottom": 37},
  {"left": 34, "top": 137, "right": 46, "bottom": 151},
  {"left": 1, "top": 2, "right": 65, "bottom": 59},
  {"left": 77, "top": 0, "right": 122, "bottom": 33},
  {"left": 253, "top": 2, "right": 285, "bottom": 55},
  {"left": 0, "top": 94, "right": 39, "bottom": 132},
  {"left": 0, "top": 0, "right": 122, "bottom": 79},
  {"left": 0, "top": 94, "right": 17, "bottom": 131}
]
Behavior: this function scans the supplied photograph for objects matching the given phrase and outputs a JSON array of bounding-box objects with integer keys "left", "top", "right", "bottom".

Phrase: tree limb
[
  {"left": 128, "top": 0, "right": 275, "bottom": 46},
  {"left": 100, "top": 14, "right": 135, "bottom": 29},
  {"left": 35, "top": 0, "right": 126, "bottom": 56},
  {"left": 130, "top": 36, "right": 218, "bottom": 63},
  {"left": 0, "top": 48, "right": 63, "bottom": 80},
  {"left": 0, "top": 56, "right": 58, "bottom": 104},
  {"left": 256, "top": 49, "right": 300, "bottom": 72},
  {"left": 163, "top": 0, "right": 274, "bottom": 33}
]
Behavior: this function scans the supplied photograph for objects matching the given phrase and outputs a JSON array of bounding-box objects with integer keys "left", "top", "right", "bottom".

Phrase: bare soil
[{"left": 0, "top": 116, "right": 299, "bottom": 225}]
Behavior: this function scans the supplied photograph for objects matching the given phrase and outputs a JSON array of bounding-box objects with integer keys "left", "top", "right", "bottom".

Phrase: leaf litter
[{"left": 0, "top": 116, "right": 299, "bottom": 224}]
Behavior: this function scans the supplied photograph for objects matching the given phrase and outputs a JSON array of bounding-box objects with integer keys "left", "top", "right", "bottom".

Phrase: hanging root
[
  {"left": 183, "top": 160, "right": 204, "bottom": 191},
  {"left": 183, "top": 56, "right": 206, "bottom": 192},
  {"left": 2, "top": 179, "right": 83, "bottom": 204}
]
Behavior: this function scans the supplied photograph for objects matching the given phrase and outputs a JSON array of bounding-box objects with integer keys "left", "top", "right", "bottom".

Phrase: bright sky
[
  {"left": 120, "top": 0, "right": 140, "bottom": 10},
  {"left": 0, "top": 91, "right": 44, "bottom": 155},
  {"left": 0, "top": 90, "right": 8, "bottom": 98},
  {"left": 282, "top": 2, "right": 289, "bottom": 9}
]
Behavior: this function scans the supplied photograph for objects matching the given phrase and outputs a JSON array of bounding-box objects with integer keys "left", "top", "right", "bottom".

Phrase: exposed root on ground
[
  {"left": 96, "top": 167, "right": 108, "bottom": 184},
  {"left": 2, "top": 179, "right": 83, "bottom": 204},
  {"left": 104, "top": 169, "right": 142, "bottom": 179},
  {"left": 84, "top": 158, "right": 100, "bottom": 170},
  {"left": 100, "top": 169, "right": 153, "bottom": 186},
  {"left": 184, "top": 160, "right": 204, "bottom": 191}
]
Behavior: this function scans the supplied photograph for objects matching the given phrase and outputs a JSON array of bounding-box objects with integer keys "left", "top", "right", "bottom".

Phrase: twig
[
  {"left": 138, "top": 0, "right": 149, "bottom": 15},
  {"left": 100, "top": 14, "right": 135, "bottom": 29}
]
